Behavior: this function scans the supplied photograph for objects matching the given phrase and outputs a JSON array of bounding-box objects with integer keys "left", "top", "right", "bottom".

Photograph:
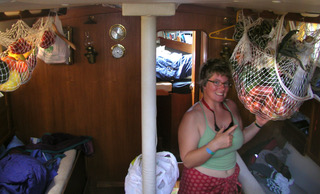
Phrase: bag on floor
[{"left": 125, "top": 151, "right": 179, "bottom": 194}]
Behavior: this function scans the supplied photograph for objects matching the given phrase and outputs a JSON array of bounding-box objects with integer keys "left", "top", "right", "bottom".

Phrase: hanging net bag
[
  {"left": 0, "top": 17, "right": 56, "bottom": 92},
  {"left": 230, "top": 13, "right": 320, "bottom": 120}
]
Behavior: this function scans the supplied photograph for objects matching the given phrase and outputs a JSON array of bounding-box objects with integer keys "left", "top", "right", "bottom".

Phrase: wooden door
[{"left": 191, "top": 30, "right": 208, "bottom": 105}]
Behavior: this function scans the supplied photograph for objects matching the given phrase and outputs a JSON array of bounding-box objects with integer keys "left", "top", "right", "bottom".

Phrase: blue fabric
[
  {"left": 0, "top": 154, "right": 49, "bottom": 194},
  {"left": 172, "top": 81, "right": 192, "bottom": 94},
  {"left": 30, "top": 149, "right": 64, "bottom": 183},
  {"left": 175, "top": 54, "right": 192, "bottom": 80},
  {"left": 0, "top": 136, "right": 25, "bottom": 159},
  {"left": 156, "top": 52, "right": 192, "bottom": 81},
  {"left": 6, "top": 136, "right": 24, "bottom": 150}
]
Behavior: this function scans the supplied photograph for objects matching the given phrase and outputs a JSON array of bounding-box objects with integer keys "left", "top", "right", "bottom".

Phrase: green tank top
[{"left": 198, "top": 101, "right": 244, "bottom": 170}]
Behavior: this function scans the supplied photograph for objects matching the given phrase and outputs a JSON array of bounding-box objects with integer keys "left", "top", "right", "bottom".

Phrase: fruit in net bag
[
  {"left": 0, "top": 60, "right": 10, "bottom": 84},
  {"left": 8, "top": 38, "right": 32, "bottom": 54},
  {"left": 0, "top": 70, "right": 21, "bottom": 92},
  {"left": 40, "top": 30, "right": 56, "bottom": 49}
]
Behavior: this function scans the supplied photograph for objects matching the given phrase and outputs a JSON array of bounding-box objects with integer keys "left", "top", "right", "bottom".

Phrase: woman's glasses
[{"left": 207, "top": 80, "right": 232, "bottom": 88}]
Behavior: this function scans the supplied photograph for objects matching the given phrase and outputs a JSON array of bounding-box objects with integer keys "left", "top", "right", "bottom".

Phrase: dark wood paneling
[
  {"left": 0, "top": 95, "right": 13, "bottom": 145},
  {"left": 307, "top": 100, "right": 320, "bottom": 166},
  {"left": 170, "top": 93, "right": 192, "bottom": 159}
]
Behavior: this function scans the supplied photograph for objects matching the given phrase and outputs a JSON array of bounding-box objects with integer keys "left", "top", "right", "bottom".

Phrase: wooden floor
[
  {"left": 84, "top": 187, "right": 125, "bottom": 194},
  {"left": 84, "top": 181, "right": 125, "bottom": 194}
]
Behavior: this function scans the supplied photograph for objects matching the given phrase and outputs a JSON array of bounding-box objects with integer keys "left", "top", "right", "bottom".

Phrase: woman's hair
[{"left": 199, "top": 58, "right": 232, "bottom": 92}]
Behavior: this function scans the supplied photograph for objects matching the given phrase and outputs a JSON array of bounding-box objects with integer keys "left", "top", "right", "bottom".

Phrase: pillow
[
  {"left": 0, "top": 135, "right": 25, "bottom": 158},
  {"left": 6, "top": 135, "right": 24, "bottom": 150}
]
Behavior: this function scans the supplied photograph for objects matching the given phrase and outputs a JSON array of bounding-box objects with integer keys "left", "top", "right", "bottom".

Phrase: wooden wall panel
[{"left": 0, "top": 95, "right": 13, "bottom": 145}]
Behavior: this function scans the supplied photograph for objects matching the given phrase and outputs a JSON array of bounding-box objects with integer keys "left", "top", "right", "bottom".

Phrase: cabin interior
[{"left": 0, "top": 1, "right": 320, "bottom": 194}]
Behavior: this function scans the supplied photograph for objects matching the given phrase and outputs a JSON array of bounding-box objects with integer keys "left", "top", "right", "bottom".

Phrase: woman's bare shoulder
[
  {"left": 180, "top": 102, "right": 204, "bottom": 128},
  {"left": 184, "top": 102, "right": 203, "bottom": 118}
]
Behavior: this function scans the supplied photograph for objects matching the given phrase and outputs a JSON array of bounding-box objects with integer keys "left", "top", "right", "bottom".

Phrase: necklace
[
  {"left": 201, "top": 98, "right": 233, "bottom": 132},
  {"left": 201, "top": 98, "right": 215, "bottom": 112}
]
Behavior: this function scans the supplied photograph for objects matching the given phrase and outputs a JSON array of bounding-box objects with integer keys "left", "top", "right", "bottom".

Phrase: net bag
[
  {"left": 230, "top": 14, "right": 320, "bottom": 120},
  {"left": 0, "top": 17, "right": 56, "bottom": 92}
]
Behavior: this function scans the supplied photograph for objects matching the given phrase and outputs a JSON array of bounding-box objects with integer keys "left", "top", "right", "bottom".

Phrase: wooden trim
[
  {"left": 159, "top": 37, "right": 192, "bottom": 53},
  {"left": 0, "top": 8, "right": 67, "bottom": 21}
]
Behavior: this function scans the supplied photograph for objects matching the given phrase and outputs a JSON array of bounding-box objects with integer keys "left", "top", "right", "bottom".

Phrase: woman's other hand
[{"left": 255, "top": 115, "right": 270, "bottom": 127}]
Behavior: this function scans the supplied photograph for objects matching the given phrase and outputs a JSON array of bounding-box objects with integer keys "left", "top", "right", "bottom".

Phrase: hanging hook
[
  {"left": 52, "top": 23, "right": 76, "bottom": 50},
  {"left": 209, "top": 25, "right": 235, "bottom": 41}
]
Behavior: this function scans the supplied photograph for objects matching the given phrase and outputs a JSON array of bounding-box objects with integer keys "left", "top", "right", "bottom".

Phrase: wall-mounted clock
[
  {"left": 111, "top": 44, "right": 125, "bottom": 58},
  {"left": 109, "top": 24, "right": 126, "bottom": 41}
]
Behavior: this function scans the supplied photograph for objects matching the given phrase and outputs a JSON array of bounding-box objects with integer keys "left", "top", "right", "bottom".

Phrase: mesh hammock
[
  {"left": 0, "top": 17, "right": 56, "bottom": 92},
  {"left": 230, "top": 14, "right": 320, "bottom": 120}
]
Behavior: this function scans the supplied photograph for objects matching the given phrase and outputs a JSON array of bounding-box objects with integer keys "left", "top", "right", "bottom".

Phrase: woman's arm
[
  {"left": 242, "top": 115, "right": 269, "bottom": 143},
  {"left": 225, "top": 99, "right": 269, "bottom": 144},
  {"left": 178, "top": 110, "right": 212, "bottom": 168}
]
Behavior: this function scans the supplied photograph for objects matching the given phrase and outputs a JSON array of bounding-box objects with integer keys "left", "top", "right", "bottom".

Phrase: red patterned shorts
[{"left": 178, "top": 164, "right": 241, "bottom": 194}]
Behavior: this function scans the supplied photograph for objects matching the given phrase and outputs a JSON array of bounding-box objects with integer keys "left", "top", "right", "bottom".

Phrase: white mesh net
[
  {"left": 230, "top": 14, "right": 320, "bottom": 120},
  {"left": 0, "top": 17, "right": 56, "bottom": 92}
]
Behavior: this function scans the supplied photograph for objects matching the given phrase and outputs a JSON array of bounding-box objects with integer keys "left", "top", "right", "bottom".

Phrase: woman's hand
[
  {"left": 210, "top": 125, "right": 237, "bottom": 150},
  {"left": 255, "top": 115, "right": 270, "bottom": 127}
]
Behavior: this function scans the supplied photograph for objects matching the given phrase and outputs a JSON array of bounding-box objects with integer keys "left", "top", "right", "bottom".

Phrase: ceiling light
[
  {"left": 29, "top": 10, "right": 41, "bottom": 14},
  {"left": 4, "top": 11, "right": 19, "bottom": 16},
  {"left": 301, "top": 13, "right": 320, "bottom": 17},
  {"left": 272, "top": 0, "right": 281, "bottom": 3}
]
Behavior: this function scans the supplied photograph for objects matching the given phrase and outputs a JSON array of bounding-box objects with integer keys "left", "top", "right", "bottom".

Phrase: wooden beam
[{"left": 0, "top": 8, "right": 67, "bottom": 22}]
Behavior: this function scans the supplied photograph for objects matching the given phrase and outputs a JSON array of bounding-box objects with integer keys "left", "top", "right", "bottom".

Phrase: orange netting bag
[
  {"left": 0, "top": 17, "right": 56, "bottom": 92},
  {"left": 230, "top": 14, "right": 320, "bottom": 120}
]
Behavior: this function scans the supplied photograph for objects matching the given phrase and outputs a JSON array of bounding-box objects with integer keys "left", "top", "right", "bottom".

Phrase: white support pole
[
  {"left": 122, "top": 4, "right": 175, "bottom": 193},
  {"left": 141, "top": 15, "right": 157, "bottom": 194}
]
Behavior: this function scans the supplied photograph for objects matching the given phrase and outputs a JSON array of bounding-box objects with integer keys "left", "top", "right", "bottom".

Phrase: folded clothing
[
  {"left": 0, "top": 153, "right": 49, "bottom": 194},
  {"left": 266, "top": 169, "right": 294, "bottom": 194},
  {"left": 265, "top": 153, "right": 291, "bottom": 180}
]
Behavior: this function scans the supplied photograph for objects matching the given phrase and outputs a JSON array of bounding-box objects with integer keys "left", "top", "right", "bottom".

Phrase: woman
[{"left": 178, "top": 59, "right": 269, "bottom": 193}]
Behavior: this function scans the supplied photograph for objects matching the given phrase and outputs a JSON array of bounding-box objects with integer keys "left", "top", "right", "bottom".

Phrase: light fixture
[
  {"left": 301, "top": 13, "right": 320, "bottom": 17},
  {"left": 29, "top": 10, "right": 42, "bottom": 14},
  {"left": 4, "top": 11, "right": 19, "bottom": 16}
]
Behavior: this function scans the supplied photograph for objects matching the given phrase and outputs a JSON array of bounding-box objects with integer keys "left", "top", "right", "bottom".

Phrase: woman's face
[{"left": 204, "top": 73, "right": 230, "bottom": 102}]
